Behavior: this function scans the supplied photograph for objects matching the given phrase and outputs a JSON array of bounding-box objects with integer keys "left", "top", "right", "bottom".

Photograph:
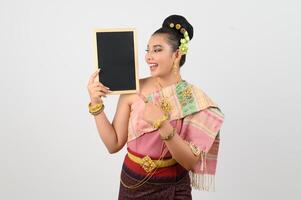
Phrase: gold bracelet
[
  {"left": 160, "top": 128, "right": 176, "bottom": 141},
  {"left": 88, "top": 102, "right": 104, "bottom": 115},
  {"left": 152, "top": 114, "right": 168, "bottom": 129},
  {"left": 91, "top": 105, "right": 105, "bottom": 116},
  {"left": 88, "top": 102, "right": 102, "bottom": 112}
]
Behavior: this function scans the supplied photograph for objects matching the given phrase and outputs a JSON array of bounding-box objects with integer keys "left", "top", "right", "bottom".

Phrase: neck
[{"left": 154, "top": 73, "right": 182, "bottom": 88}]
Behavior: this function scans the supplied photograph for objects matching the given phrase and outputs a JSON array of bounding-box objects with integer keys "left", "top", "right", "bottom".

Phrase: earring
[
  {"left": 173, "top": 64, "right": 178, "bottom": 74},
  {"left": 173, "top": 63, "right": 181, "bottom": 82}
]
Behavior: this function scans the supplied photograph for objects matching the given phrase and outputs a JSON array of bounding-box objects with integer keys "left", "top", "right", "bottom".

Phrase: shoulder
[
  {"left": 121, "top": 77, "right": 154, "bottom": 106},
  {"left": 139, "top": 77, "right": 154, "bottom": 93},
  {"left": 185, "top": 81, "right": 222, "bottom": 110}
]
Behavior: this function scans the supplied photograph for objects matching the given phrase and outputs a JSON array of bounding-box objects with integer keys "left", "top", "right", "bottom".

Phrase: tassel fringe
[{"left": 189, "top": 172, "right": 215, "bottom": 192}]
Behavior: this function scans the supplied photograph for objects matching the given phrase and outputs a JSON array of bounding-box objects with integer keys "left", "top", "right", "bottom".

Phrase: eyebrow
[{"left": 147, "top": 44, "right": 163, "bottom": 48}]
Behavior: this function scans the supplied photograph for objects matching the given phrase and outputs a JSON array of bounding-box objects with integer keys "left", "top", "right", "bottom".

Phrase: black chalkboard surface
[{"left": 94, "top": 28, "right": 139, "bottom": 94}]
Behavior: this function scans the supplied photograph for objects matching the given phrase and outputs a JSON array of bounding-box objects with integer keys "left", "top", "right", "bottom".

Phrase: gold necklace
[{"left": 156, "top": 78, "right": 177, "bottom": 116}]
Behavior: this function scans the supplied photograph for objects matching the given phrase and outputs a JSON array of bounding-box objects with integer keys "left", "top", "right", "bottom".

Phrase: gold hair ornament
[{"left": 169, "top": 22, "right": 190, "bottom": 54}]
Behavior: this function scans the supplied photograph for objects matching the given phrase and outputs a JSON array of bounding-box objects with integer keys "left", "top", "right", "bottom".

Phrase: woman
[{"left": 87, "top": 15, "right": 224, "bottom": 199}]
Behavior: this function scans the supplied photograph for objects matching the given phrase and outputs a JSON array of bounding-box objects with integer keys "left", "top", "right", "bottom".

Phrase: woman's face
[{"left": 145, "top": 34, "right": 176, "bottom": 77}]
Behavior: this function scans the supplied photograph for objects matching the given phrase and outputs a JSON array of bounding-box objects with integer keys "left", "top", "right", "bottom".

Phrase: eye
[
  {"left": 145, "top": 49, "right": 149, "bottom": 52},
  {"left": 154, "top": 49, "right": 162, "bottom": 53}
]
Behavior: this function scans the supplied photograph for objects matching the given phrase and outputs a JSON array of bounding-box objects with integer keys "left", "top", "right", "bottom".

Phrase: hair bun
[{"left": 162, "top": 15, "right": 194, "bottom": 40}]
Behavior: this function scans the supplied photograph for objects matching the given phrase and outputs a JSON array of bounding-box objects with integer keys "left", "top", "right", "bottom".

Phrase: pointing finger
[{"left": 138, "top": 92, "right": 148, "bottom": 103}]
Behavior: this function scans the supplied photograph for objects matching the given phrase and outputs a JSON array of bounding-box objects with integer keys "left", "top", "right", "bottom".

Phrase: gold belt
[{"left": 127, "top": 152, "right": 177, "bottom": 173}]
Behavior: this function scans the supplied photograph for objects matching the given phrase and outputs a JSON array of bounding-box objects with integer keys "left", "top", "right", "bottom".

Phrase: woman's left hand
[{"left": 138, "top": 93, "right": 166, "bottom": 126}]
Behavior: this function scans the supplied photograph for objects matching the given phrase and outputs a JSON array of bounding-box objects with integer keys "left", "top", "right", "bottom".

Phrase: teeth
[{"left": 149, "top": 64, "right": 158, "bottom": 67}]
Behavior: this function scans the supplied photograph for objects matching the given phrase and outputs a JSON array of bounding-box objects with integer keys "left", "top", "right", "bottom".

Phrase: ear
[{"left": 173, "top": 49, "right": 182, "bottom": 65}]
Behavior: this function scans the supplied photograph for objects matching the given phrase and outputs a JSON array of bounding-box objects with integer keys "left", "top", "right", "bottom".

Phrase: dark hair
[{"left": 153, "top": 15, "right": 194, "bottom": 67}]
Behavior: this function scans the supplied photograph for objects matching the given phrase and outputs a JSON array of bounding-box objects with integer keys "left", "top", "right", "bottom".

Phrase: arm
[
  {"left": 159, "top": 121, "right": 199, "bottom": 171},
  {"left": 87, "top": 70, "right": 132, "bottom": 154},
  {"left": 140, "top": 93, "right": 199, "bottom": 170},
  {"left": 92, "top": 94, "right": 131, "bottom": 154}
]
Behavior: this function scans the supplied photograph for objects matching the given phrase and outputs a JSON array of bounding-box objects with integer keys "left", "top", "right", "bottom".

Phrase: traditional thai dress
[{"left": 118, "top": 80, "right": 225, "bottom": 200}]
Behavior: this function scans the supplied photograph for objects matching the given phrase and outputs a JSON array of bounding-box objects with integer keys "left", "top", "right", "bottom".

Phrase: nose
[{"left": 145, "top": 51, "right": 153, "bottom": 62}]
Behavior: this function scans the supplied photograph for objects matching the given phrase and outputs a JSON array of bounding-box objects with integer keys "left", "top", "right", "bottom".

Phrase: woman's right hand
[{"left": 87, "top": 68, "right": 111, "bottom": 105}]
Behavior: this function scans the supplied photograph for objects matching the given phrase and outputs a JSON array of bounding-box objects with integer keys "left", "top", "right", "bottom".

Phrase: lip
[{"left": 149, "top": 63, "right": 158, "bottom": 72}]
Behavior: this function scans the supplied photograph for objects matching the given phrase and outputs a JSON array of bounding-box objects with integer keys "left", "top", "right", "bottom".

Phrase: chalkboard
[{"left": 94, "top": 28, "right": 139, "bottom": 95}]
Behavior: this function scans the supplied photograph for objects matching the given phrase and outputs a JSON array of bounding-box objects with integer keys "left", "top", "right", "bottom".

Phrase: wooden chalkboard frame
[{"left": 93, "top": 28, "right": 139, "bottom": 95}]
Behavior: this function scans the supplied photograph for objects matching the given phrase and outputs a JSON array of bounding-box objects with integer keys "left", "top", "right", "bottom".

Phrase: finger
[
  {"left": 153, "top": 100, "right": 158, "bottom": 107},
  {"left": 138, "top": 92, "right": 148, "bottom": 103},
  {"left": 91, "top": 82, "right": 103, "bottom": 88},
  {"left": 88, "top": 68, "right": 100, "bottom": 85},
  {"left": 91, "top": 80, "right": 110, "bottom": 88},
  {"left": 91, "top": 82, "right": 111, "bottom": 92},
  {"left": 154, "top": 101, "right": 163, "bottom": 110},
  {"left": 97, "top": 82, "right": 110, "bottom": 90},
  {"left": 94, "top": 91, "right": 107, "bottom": 98},
  {"left": 88, "top": 68, "right": 101, "bottom": 84},
  {"left": 93, "top": 85, "right": 110, "bottom": 93}
]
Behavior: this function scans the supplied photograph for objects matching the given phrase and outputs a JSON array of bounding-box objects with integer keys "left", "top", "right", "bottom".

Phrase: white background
[{"left": 1, "top": 0, "right": 300, "bottom": 199}]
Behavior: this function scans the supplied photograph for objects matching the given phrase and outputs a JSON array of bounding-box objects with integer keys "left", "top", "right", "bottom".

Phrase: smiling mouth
[{"left": 149, "top": 63, "right": 158, "bottom": 71}]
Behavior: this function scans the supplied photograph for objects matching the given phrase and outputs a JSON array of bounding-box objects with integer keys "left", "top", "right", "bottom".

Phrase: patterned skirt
[{"left": 118, "top": 149, "right": 192, "bottom": 200}]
